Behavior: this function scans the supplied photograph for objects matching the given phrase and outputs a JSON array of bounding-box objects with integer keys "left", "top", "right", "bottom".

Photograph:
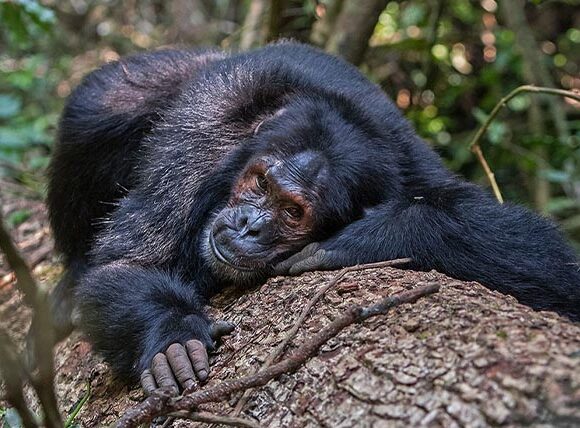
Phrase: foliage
[
  {"left": 369, "top": 1, "right": 579, "bottom": 248},
  {"left": 0, "top": 0, "right": 60, "bottom": 195},
  {"left": 0, "top": 0, "right": 578, "bottom": 247}
]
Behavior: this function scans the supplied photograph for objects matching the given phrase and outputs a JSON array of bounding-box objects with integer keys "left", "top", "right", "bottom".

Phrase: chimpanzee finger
[
  {"left": 210, "top": 320, "right": 236, "bottom": 341},
  {"left": 166, "top": 343, "right": 195, "bottom": 390},
  {"left": 140, "top": 369, "right": 157, "bottom": 396},
  {"left": 151, "top": 352, "right": 178, "bottom": 392},
  {"left": 288, "top": 249, "right": 329, "bottom": 276},
  {"left": 185, "top": 339, "right": 210, "bottom": 382},
  {"left": 274, "top": 243, "right": 320, "bottom": 275}
]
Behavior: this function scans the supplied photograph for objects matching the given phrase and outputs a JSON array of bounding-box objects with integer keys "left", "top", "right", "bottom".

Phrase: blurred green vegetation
[{"left": 0, "top": 0, "right": 578, "bottom": 249}]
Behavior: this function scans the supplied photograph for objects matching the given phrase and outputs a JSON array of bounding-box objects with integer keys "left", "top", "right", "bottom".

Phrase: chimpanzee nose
[{"left": 235, "top": 206, "right": 268, "bottom": 238}]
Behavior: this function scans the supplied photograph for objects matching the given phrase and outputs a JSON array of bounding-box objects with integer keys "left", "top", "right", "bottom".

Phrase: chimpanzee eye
[
  {"left": 284, "top": 206, "right": 303, "bottom": 220},
  {"left": 255, "top": 174, "right": 268, "bottom": 192}
]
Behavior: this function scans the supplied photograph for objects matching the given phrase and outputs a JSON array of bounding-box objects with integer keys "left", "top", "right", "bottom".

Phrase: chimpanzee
[{"left": 43, "top": 41, "right": 580, "bottom": 392}]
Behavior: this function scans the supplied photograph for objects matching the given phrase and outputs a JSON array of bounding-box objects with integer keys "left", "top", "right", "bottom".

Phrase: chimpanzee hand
[
  {"left": 274, "top": 242, "right": 351, "bottom": 276},
  {"left": 140, "top": 320, "right": 235, "bottom": 395}
]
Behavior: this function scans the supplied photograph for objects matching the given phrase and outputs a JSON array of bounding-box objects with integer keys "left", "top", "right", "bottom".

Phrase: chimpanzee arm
[
  {"left": 76, "top": 263, "right": 233, "bottom": 392},
  {"left": 276, "top": 182, "right": 580, "bottom": 321}
]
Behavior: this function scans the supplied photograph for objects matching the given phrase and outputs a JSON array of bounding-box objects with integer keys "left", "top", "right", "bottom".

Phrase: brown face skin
[{"left": 203, "top": 151, "right": 327, "bottom": 284}]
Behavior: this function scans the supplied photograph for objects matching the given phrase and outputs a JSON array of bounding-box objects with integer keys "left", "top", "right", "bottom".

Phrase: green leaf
[
  {"left": 0, "top": 128, "right": 28, "bottom": 149},
  {"left": 0, "top": 3, "right": 28, "bottom": 43},
  {"left": 28, "top": 155, "right": 50, "bottom": 170},
  {"left": 472, "top": 107, "right": 488, "bottom": 124},
  {"left": 7, "top": 209, "right": 32, "bottom": 227},
  {"left": 64, "top": 383, "right": 91, "bottom": 428},
  {"left": 0, "top": 95, "right": 22, "bottom": 118},
  {"left": 5, "top": 69, "right": 35, "bottom": 90},
  {"left": 487, "top": 122, "right": 506, "bottom": 145},
  {"left": 546, "top": 197, "right": 579, "bottom": 214},
  {"left": 19, "top": 0, "right": 56, "bottom": 28},
  {"left": 540, "top": 169, "right": 571, "bottom": 183},
  {"left": 401, "top": 4, "right": 426, "bottom": 27},
  {"left": 0, "top": 0, "right": 55, "bottom": 45},
  {"left": 507, "top": 94, "right": 530, "bottom": 112},
  {"left": 4, "top": 408, "right": 23, "bottom": 428}
]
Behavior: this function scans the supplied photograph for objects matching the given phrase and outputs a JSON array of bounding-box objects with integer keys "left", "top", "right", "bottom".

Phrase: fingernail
[{"left": 198, "top": 369, "right": 208, "bottom": 381}]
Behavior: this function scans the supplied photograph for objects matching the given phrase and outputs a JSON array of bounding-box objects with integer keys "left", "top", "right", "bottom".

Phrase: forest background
[{"left": 1, "top": 0, "right": 579, "bottom": 250}]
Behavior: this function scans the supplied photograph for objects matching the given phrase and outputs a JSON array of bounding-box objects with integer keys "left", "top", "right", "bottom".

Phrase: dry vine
[
  {"left": 0, "top": 212, "right": 62, "bottom": 428},
  {"left": 469, "top": 85, "right": 580, "bottom": 204}
]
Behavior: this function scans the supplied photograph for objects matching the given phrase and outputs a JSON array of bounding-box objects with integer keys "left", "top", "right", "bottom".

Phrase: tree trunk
[
  {"left": 498, "top": 0, "right": 567, "bottom": 214},
  {"left": 239, "top": 0, "right": 269, "bottom": 50},
  {"left": 326, "top": 0, "right": 388, "bottom": 65},
  {"left": 310, "top": 0, "right": 344, "bottom": 47},
  {"left": 499, "top": 0, "right": 570, "bottom": 142},
  {"left": 7, "top": 267, "right": 578, "bottom": 427},
  {"left": 266, "top": 0, "right": 283, "bottom": 43},
  {"left": 167, "top": 0, "right": 213, "bottom": 45}
]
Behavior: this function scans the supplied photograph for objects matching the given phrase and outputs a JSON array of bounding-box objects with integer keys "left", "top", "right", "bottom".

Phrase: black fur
[{"left": 48, "top": 42, "right": 580, "bottom": 382}]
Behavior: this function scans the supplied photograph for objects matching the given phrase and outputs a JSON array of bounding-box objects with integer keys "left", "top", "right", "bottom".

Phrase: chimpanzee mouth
[{"left": 208, "top": 234, "right": 255, "bottom": 272}]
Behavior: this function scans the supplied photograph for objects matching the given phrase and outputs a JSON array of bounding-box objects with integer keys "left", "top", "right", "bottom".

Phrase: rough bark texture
[
  {"left": 326, "top": 0, "right": 388, "bottom": 65},
  {"left": 1, "top": 189, "right": 579, "bottom": 427},
  {"left": 1, "top": 268, "right": 579, "bottom": 427}
]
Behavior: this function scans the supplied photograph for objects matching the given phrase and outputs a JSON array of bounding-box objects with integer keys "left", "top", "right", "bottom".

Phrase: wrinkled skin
[{"left": 141, "top": 321, "right": 235, "bottom": 394}]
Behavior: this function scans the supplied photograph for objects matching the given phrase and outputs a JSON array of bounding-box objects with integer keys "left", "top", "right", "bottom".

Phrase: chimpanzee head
[{"left": 201, "top": 97, "right": 394, "bottom": 284}]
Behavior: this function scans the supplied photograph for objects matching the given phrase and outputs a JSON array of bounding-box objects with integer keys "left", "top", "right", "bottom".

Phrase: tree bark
[
  {"left": 5, "top": 266, "right": 578, "bottom": 427},
  {"left": 239, "top": 0, "right": 269, "bottom": 50},
  {"left": 326, "top": 0, "right": 388, "bottom": 65},
  {"left": 266, "top": 0, "right": 283, "bottom": 43},
  {"left": 310, "top": 0, "right": 344, "bottom": 47}
]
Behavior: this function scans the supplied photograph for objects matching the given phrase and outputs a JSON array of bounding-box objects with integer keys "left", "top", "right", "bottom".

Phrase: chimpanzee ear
[{"left": 253, "top": 108, "right": 287, "bottom": 135}]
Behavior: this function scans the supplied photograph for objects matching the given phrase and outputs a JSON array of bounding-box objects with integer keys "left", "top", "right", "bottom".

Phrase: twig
[
  {"left": 232, "top": 257, "right": 412, "bottom": 415},
  {"left": 468, "top": 85, "right": 580, "bottom": 204},
  {"left": 116, "top": 282, "right": 439, "bottom": 427},
  {"left": 169, "top": 411, "right": 261, "bottom": 428},
  {"left": 471, "top": 144, "right": 504, "bottom": 204},
  {"left": 0, "top": 213, "right": 41, "bottom": 303},
  {"left": 0, "top": 214, "right": 61, "bottom": 428},
  {"left": 0, "top": 330, "right": 39, "bottom": 428},
  {"left": 159, "top": 416, "right": 174, "bottom": 427}
]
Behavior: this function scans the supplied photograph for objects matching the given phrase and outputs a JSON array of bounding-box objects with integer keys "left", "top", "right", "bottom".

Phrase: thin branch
[
  {"left": 0, "top": 213, "right": 62, "bottom": 428},
  {"left": 0, "top": 330, "right": 39, "bottom": 428},
  {"left": 468, "top": 85, "right": 580, "bottom": 203},
  {"left": 116, "top": 282, "right": 439, "bottom": 427},
  {"left": 159, "top": 416, "right": 174, "bottom": 428},
  {"left": 233, "top": 257, "right": 412, "bottom": 414},
  {"left": 471, "top": 144, "right": 504, "bottom": 204},
  {"left": 0, "top": 212, "right": 41, "bottom": 303},
  {"left": 169, "top": 411, "right": 261, "bottom": 428}
]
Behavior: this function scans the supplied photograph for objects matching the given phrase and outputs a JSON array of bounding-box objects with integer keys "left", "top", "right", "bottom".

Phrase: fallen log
[{"left": 4, "top": 266, "right": 580, "bottom": 427}]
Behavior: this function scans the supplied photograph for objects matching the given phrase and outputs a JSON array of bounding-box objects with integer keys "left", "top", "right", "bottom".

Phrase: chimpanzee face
[{"left": 202, "top": 150, "right": 328, "bottom": 284}]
